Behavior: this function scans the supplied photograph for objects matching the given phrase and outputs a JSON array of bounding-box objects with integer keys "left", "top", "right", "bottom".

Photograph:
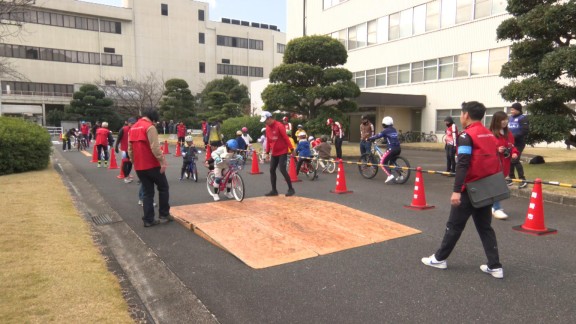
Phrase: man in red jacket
[
  {"left": 128, "top": 109, "right": 171, "bottom": 227},
  {"left": 95, "top": 122, "right": 113, "bottom": 168},
  {"left": 261, "top": 111, "right": 295, "bottom": 197},
  {"left": 115, "top": 117, "right": 136, "bottom": 183},
  {"left": 177, "top": 121, "right": 187, "bottom": 146}
]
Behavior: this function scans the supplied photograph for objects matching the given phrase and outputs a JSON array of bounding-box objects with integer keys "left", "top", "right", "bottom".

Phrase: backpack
[{"left": 529, "top": 156, "right": 545, "bottom": 164}]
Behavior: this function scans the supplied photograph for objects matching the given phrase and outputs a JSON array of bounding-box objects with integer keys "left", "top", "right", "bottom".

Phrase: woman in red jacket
[
  {"left": 95, "top": 122, "right": 114, "bottom": 168},
  {"left": 489, "top": 111, "right": 518, "bottom": 220},
  {"left": 261, "top": 111, "right": 295, "bottom": 197}
]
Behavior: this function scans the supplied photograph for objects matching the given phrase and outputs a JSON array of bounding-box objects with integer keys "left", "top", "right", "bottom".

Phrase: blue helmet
[{"left": 226, "top": 139, "right": 239, "bottom": 150}]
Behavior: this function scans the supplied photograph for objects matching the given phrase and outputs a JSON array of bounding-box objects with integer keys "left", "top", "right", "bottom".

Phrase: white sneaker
[
  {"left": 421, "top": 254, "right": 447, "bottom": 269},
  {"left": 124, "top": 178, "right": 133, "bottom": 183},
  {"left": 385, "top": 174, "right": 395, "bottom": 183},
  {"left": 138, "top": 200, "right": 142, "bottom": 206},
  {"left": 225, "top": 192, "right": 234, "bottom": 199},
  {"left": 492, "top": 209, "right": 508, "bottom": 220},
  {"left": 480, "top": 265, "right": 504, "bottom": 279},
  {"left": 212, "top": 194, "right": 220, "bottom": 201}
]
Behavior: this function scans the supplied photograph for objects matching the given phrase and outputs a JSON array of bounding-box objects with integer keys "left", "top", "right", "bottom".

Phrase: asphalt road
[{"left": 55, "top": 146, "right": 576, "bottom": 323}]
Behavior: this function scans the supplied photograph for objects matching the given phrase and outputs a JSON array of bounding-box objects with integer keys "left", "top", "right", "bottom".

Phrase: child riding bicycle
[
  {"left": 295, "top": 132, "right": 312, "bottom": 175},
  {"left": 367, "top": 116, "right": 401, "bottom": 183},
  {"left": 179, "top": 135, "right": 198, "bottom": 180},
  {"left": 209, "top": 139, "right": 242, "bottom": 201}
]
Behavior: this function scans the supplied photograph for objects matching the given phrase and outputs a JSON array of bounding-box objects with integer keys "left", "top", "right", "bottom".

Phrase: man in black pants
[
  {"left": 508, "top": 102, "right": 529, "bottom": 188},
  {"left": 261, "top": 111, "right": 295, "bottom": 197},
  {"left": 422, "top": 101, "right": 503, "bottom": 279}
]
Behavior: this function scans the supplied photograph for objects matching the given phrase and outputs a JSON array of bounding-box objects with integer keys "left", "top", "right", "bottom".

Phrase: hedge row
[{"left": 0, "top": 117, "right": 52, "bottom": 175}]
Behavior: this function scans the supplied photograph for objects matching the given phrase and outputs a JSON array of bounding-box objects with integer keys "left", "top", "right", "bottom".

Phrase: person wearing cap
[
  {"left": 235, "top": 130, "right": 248, "bottom": 152},
  {"left": 295, "top": 124, "right": 306, "bottom": 139},
  {"left": 282, "top": 116, "right": 292, "bottom": 134},
  {"left": 95, "top": 122, "right": 114, "bottom": 168},
  {"left": 444, "top": 116, "right": 458, "bottom": 176},
  {"left": 261, "top": 111, "right": 295, "bottom": 197},
  {"left": 360, "top": 115, "right": 374, "bottom": 156},
  {"left": 115, "top": 117, "right": 137, "bottom": 182},
  {"left": 508, "top": 102, "right": 529, "bottom": 188}
]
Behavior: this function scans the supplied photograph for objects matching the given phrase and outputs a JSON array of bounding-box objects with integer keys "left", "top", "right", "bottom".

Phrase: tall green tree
[
  {"left": 159, "top": 78, "right": 195, "bottom": 123},
  {"left": 261, "top": 35, "right": 360, "bottom": 120},
  {"left": 497, "top": 0, "right": 576, "bottom": 144},
  {"left": 197, "top": 76, "right": 249, "bottom": 121},
  {"left": 65, "top": 84, "right": 119, "bottom": 128}
]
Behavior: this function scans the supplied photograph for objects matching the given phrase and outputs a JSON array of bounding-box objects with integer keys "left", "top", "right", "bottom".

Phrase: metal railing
[
  {"left": 2, "top": 90, "right": 73, "bottom": 97},
  {"left": 45, "top": 126, "right": 63, "bottom": 139}
]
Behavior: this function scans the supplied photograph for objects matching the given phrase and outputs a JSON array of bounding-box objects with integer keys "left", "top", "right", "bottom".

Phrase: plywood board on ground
[{"left": 171, "top": 196, "right": 420, "bottom": 269}]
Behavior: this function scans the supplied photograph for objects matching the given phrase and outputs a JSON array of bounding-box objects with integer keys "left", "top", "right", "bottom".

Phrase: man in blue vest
[{"left": 508, "top": 102, "right": 529, "bottom": 189}]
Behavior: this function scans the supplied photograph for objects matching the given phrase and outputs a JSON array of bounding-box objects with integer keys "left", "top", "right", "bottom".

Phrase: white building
[
  {"left": 0, "top": 0, "right": 285, "bottom": 124},
  {"left": 262, "top": 0, "right": 514, "bottom": 141}
]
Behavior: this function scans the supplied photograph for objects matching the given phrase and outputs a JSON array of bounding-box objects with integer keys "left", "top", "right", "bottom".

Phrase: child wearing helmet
[
  {"left": 295, "top": 132, "right": 312, "bottom": 176},
  {"left": 179, "top": 135, "right": 197, "bottom": 180},
  {"left": 235, "top": 130, "right": 248, "bottom": 151},
  {"left": 368, "top": 116, "right": 401, "bottom": 183},
  {"left": 209, "top": 139, "right": 242, "bottom": 200},
  {"left": 241, "top": 127, "right": 253, "bottom": 148},
  {"left": 295, "top": 124, "right": 306, "bottom": 139}
]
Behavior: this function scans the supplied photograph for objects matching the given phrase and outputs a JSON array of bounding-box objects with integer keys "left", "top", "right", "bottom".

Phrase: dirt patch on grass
[{"left": 0, "top": 166, "right": 132, "bottom": 323}]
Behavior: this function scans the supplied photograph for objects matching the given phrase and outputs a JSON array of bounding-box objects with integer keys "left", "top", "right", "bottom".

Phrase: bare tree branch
[{"left": 100, "top": 72, "right": 166, "bottom": 117}]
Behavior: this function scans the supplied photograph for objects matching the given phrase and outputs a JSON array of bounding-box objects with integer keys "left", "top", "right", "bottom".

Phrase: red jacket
[
  {"left": 495, "top": 131, "right": 517, "bottom": 177},
  {"left": 463, "top": 122, "right": 500, "bottom": 185},
  {"left": 201, "top": 122, "right": 208, "bottom": 135},
  {"left": 120, "top": 125, "right": 130, "bottom": 151},
  {"left": 266, "top": 120, "right": 293, "bottom": 156},
  {"left": 80, "top": 124, "right": 90, "bottom": 136},
  {"left": 129, "top": 118, "right": 161, "bottom": 171},
  {"left": 177, "top": 124, "right": 186, "bottom": 137},
  {"left": 95, "top": 127, "right": 110, "bottom": 146}
]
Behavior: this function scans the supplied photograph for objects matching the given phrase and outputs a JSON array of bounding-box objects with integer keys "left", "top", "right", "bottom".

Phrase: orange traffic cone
[
  {"left": 108, "top": 149, "right": 119, "bottom": 169},
  {"left": 249, "top": 150, "right": 263, "bottom": 174},
  {"left": 404, "top": 167, "right": 434, "bottom": 210},
  {"left": 289, "top": 155, "right": 301, "bottom": 182},
  {"left": 513, "top": 179, "right": 557, "bottom": 236},
  {"left": 174, "top": 142, "right": 182, "bottom": 157},
  {"left": 205, "top": 144, "right": 212, "bottom": 162},
  {"left": 330, "top": 159, "right": 353, "bottom": 194},
  {"left": 90, "top": 145, "right": 98, "bottom": 163},
  {"left": 163, "top": 140, "right": 170, "bottom": 154},
  {"left": 117, "top": 160, "right": 126, "bottom": 179}
]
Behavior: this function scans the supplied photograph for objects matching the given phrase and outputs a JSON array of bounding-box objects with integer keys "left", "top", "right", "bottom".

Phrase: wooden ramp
[{"left": 171, "top": 196, "right": 421, "bottom": 269}]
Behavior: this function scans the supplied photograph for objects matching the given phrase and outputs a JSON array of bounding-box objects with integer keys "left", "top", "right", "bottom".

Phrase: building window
[
  {"left": 249, "top": 39, "right": 264, "bottom": 50},
  {"left": 0, "top": 43, "right": 122, "bottom": 67},
  {"left": 199, "top": 32, "right": 205, "bottom": 44},
  {"left": 411, "top": 61, "right": 424, "bottom": 83},
  {"left": 354, "top": 71, "right": 366, "bottom": 88},
  {"left": 474, "top": 0, "right": 491, "bottom": 19},
  {"left": 348, "top": 25, "right": 357, "bottom": 50},
  {"left": 221, "top": 59, "right": 230, "bottom": 64},
  {"left": 198, "top": 9, "right": 205, "bottom": 21},
  {"left": 199, "top": 62, "right": 205, "bottom": 73},
  {"left": 103, "top": 47, "right": 115, "bottom": 53},
  {"left": 398, "top": 63, "right": 410, "bottom": 84},
  {"left": 375, "top": 68, "right": 386, "bottom": 86},
  {"left": 489, "top": 47, "right": 509, "bottom": 74},
  {"left": 441, "top": 0, "right": 456, "bottom": 28},
  {"left": 426, "top": 0, "right": 441, "bottom": 31},
  {"left": 104, "top": 80, "right": 116, "bottom": 86},
  {"left": 1, "top": 81, "right": 74, "bottom": 96},
  {"left": 453, "top": 54, "right": 470, "bottom": 77},
  {"left": 456, "top": 0, "right": 473, "bottom": 23},
  {"left": 436, "top": 109, "right": 462, "bottom": 132},
  {"left": 217, "top": 35, "right": 263, "bottom": 50},
  {"left": 439, "top": 56, "right": 454, "bottom": 79},
  {"left": 249, "top": 67, "right": 264, "bottom": 77},
  {"left": 355, "top": 22, "right": 367, "bottom": 48},
  {"left": 377, "top": 16, "right": 388, "bottom": 43},
  {"left": 277, "top": 43, "right": 286, "bottom": 53},
  {"left": 161, "top": 4, "right": 168, "bottom": 16},
  {"left": 470, "top": 50, "right": 489, "bottom": 75},
  {"left": 366, "top": 69, "right": 376, "bottom": 87},
  {"left": 217, "top": 64, "right": 263, "bottom": 77},
  {"left": 399, "top": 8, "right": 413, "bottom": 38},
  {"left": 388, "top": 12, "right": 400, "bottom": 40},
  {"left": 413, "top": 4, "right": 426, "bottom": 35},
  {"left": 367, "top": 20, "right": 377, "bottom": 46},
  {"left": 387, "top": 66, "right": 398, "bottom": 85},
  {"left": 323, "top": 0, "right": 349, "bottom": 10},
  {"left": 25, "top": 47, "right": 39, "bottom": 59}
]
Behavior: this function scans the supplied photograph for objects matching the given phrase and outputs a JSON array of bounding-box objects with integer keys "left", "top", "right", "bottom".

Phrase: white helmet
[
  {"left": 185, "top": 135, "right": 193, "bottom": 142},
  {"left": 382, "top": 116, "right": 393, "bottom": 126},
  {"left": 308, "top": 135, "right": 315, "bottom": 141},
  {"left": 261, "top": 127, "right": 266, "bottom": 133}
]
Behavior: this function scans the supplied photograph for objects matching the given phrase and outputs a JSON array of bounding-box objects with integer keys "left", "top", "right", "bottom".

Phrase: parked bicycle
[
  {"left": 420, "top": 131, "right": 438, "bottom": 143},
  {"left": 357, "top": 140, "right": 411, "bottom": 184},
  {"left": 206, "top": 157, "right": 245, "bottom": 201}
]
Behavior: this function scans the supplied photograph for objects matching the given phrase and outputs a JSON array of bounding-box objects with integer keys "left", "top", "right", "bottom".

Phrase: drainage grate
[{"left": 92, "top": 214, "right": 115, "bottom": 225}]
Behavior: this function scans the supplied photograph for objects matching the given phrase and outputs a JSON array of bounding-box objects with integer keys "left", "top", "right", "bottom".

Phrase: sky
[{"left": 80, "top": 0, "right": 287, "bottom": 31}]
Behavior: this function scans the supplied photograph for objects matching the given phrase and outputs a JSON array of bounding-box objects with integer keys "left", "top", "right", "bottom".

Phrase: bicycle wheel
[
  {"left": 304, "top": 161, "right": 317, "bottom": 181},
  {"left": 404, "top": 133, "right": 412, "bottom": 143},
  {"left": 190, "top": 162, "right": 198, "bottom": 182},
  {"left": 358, "top": 153, "right": 378, "bottom": 179},
  {"left": 391, "top": 156, "right": 411, "bottom": 184},
  {"left": 231, "top": 173, "right": 245, "bottom": 202},
  {"left": 192, "top": 164, "right": 198, "bottom": 182},
  {"left": 326, "top": 160, "right": 336, "bottom": 174},
  {"left": 206, "top": 171, "right": 216, "bottom": 196}
]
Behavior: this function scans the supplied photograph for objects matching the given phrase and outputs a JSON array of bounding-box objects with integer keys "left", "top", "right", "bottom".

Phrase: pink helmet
[
  {"left": 326, "top": 118, "right": 333, "bottom": 126},
  {"left": 282, "top": 116, "right": 289, "bottom": 122},
  {"left": 241, "top": 127, "right": 248, "bottom": 133}
]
